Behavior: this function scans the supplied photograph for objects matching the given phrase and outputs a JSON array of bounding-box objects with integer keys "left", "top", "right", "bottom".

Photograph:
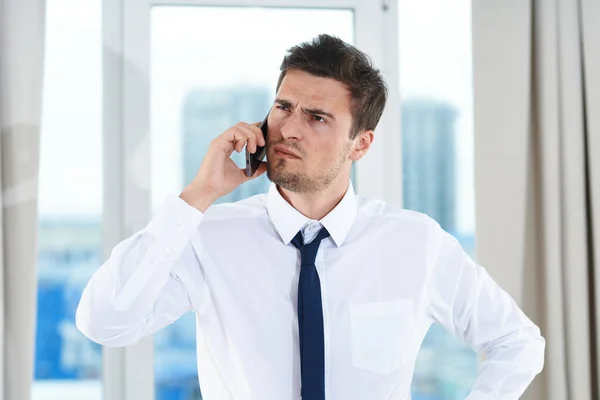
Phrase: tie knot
[{"left": 291, "top": 227, "right": 330, "bottom": 266}]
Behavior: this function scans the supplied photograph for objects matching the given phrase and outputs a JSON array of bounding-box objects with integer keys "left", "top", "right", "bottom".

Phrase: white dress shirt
[{"left": 76, "top": 181, "right": 545, "bottom": 400}]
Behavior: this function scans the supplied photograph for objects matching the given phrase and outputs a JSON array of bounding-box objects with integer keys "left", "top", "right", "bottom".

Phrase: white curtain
[
  {"left": 0, "top": 0, "right": 46, "bottom": 399},
  {"left": 472, "top": 0, "right": 600, "bottom": 399}
]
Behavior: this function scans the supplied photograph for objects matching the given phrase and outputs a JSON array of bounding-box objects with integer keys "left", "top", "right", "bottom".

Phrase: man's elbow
[
  {"left": 483, "top": 324, "right": 546, "bottom": 373},
  {"left": 520, "top": 323, "right": 546, "bottom": 374},
  {"left": 529, "top": 329, "right": 546, "bottom": 375},
  {"left": 75, "top": 297, "right": 143, "bottom": 348},
  {"left": 503, "top": 325, "right": 546, "bottom": 374}
]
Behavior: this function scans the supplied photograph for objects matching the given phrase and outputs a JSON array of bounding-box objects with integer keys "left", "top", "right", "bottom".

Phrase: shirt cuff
[{"left": 146, "top": 193, "right": 205, "bottom": 246}]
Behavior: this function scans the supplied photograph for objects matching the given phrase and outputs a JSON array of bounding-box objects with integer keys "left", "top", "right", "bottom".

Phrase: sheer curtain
[
  {"left": 0, "top": 0, "right": 46, "bottom": 399},
  {"left": 472, "top": 0, "right": 600, "bottom": 399}
]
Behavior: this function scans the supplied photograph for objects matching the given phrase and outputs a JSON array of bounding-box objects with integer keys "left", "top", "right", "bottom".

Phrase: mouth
[{"left": 273, "top": 146, "right": 301, "bottom": 159}]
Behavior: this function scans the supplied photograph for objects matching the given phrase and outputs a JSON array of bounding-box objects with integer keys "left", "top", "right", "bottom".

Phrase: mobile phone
[{"left": 245, "top": 114, "right": 269, "bottom": 177}]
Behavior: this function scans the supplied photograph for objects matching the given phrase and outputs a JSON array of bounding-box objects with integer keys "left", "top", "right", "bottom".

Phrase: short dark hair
[{"left": 276, "top": 34, "right": 388, "bottom": 140}]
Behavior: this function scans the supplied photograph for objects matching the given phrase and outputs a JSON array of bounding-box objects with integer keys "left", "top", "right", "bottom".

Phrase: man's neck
[{"left": 277, "top": 179, "right": 349, "bottom": 221}]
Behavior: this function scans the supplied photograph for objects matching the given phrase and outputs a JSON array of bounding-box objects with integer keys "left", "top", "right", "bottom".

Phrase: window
[
  {"left": 34, "top": 1, "right": 103, "bottom": 399},
  {"left": 150, "top": 6, "right": 354, "bottom": 398},
  {"left": 398, "top": 0, "right": 478, "bottom": 398}
]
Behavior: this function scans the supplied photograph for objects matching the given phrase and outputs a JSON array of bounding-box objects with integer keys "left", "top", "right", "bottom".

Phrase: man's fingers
[
  {"left": 231, "top": 125, "right": 254, "bottom": 153},
  {"left": 238, "top": 123, "right": 262, "bottom": 152},
  {"left": 247, "top": 123, "right": 266, "bottom": 147},
  {"left": 239, "top": 126, "right": 258, "bottom": 153},
  {"left": 219, "top": 122, "right": 264, "bottom": 154}
]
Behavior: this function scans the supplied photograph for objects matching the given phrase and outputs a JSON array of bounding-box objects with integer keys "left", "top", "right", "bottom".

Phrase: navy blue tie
[{"left": 291, "top": 227, "right": 330, "bottom": 400}]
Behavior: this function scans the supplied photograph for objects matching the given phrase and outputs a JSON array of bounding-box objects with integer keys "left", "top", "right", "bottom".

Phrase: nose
[{"left": 280, "top": 113, "right": 303, "bottom": 141}]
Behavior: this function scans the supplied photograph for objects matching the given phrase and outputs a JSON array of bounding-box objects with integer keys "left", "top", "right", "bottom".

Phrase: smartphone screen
[{"left": 245, "top": 114, "right": 269, "bottom": 177}]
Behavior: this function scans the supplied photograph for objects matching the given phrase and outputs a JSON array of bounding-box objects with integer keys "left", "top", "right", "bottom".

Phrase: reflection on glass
[
  {"left": 151, "top": 6, "right": 354, "bottom": 399},
  {"left": 399, "top": 0, "right": 478, "bottom": 399},
  {"left": 34, "top": 1, "right": 103, "bottom": 399}
]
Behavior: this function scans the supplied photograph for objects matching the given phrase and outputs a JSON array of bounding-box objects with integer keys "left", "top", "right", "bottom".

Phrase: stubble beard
[{"left": 266, "top": 143, "right": 351, "bottom": 194}]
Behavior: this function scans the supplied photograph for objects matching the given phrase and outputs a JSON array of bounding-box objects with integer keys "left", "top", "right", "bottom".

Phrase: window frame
[{"left": 102, "top": 0, "right": 400, "bottom": 398}]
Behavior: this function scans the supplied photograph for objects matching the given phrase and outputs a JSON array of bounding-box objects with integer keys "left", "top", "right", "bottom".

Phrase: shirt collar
[{"left": 266, "top": 180, "right": 358, "bottom": 247}]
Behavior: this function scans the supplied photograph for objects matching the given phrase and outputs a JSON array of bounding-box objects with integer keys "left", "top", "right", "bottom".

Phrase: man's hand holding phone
[{"left": 180, "top": 121, "right": 268, "bottom": 212}]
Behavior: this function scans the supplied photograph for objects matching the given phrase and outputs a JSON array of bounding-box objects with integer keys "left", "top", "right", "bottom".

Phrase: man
[{"left": 76, "top": 34, "right": 545, "bottom": 399}]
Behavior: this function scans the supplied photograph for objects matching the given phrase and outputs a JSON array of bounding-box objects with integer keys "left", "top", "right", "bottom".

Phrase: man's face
[{"left": 266, "top": 69, "right": 364, "bottom": 193}]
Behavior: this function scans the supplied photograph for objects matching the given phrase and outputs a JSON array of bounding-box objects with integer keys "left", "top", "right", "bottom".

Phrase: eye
[
  {"left": 313, "top": 115, "right": 326, "bottom": 123},
  {"left": 276, "top": 105, "right": 289, "bottom": 111}
]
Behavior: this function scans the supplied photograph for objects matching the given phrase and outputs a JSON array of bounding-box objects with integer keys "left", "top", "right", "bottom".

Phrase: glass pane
[
  {"left": 150, "top": 6, "right": 354, "bottom": 399},
  {"left": 34, "top": 1, "right": 103, "bottom": 399},
  {"left": 398, "top": 0, "right": 478, "bottom": 399}
]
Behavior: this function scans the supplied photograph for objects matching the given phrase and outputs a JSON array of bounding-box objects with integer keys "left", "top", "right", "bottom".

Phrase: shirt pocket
[{"left": 349, "top": 299, "right": 415, "bottom": 374}]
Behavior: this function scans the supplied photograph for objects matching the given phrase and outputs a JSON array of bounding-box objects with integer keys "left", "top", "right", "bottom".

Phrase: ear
[{"left": 349, "top": 130, "right": 374, "bottom": 161}]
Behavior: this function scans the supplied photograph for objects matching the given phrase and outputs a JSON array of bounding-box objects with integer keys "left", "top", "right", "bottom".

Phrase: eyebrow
[{"left": 275, "top": 98, "right": 337, "bottom": 121}]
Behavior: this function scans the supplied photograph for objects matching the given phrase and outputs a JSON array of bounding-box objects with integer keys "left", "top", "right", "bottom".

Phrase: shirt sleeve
[
  {"left": 75, "top": 194, "right": 208, "bottom": 347},
  {"left": 426, "top": 221, "right": 545, "bottom": 399}
]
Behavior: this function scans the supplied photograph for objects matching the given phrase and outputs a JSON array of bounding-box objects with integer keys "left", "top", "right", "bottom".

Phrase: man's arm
[
  {"left": 76, "top": 121, "right": 268, "bottom": 347},
  {"left": 426, "top": 221, "right": 545, "bottom": 399},
  {"left": 75, "top": 194, "right": 207, "bottom": 347}
]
